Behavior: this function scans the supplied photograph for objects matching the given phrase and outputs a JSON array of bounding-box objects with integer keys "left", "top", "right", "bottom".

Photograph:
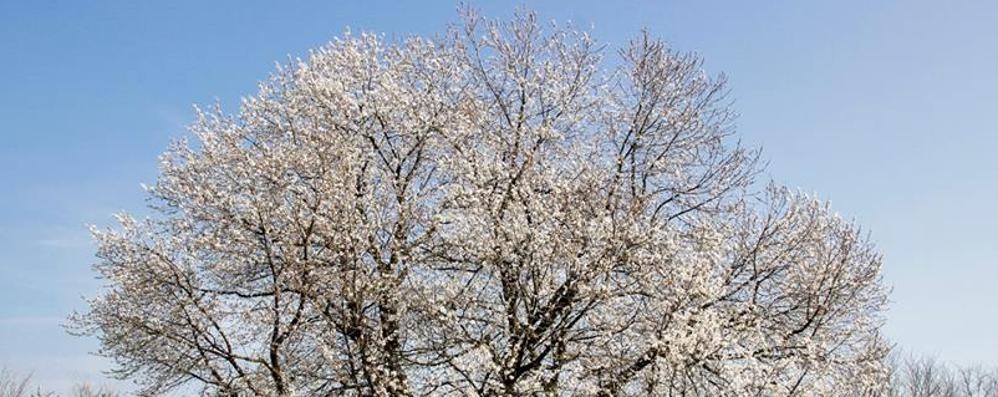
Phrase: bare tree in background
[
  {"left": 73, "top": 9, "right": 891, "bottom": 397},
  {"left": 886, "top": 353, "right": 998, "bottom": 397},
  {"left": 0, "top": 368, "right": 39, "bottom": 397},
  {"left": 0, "top": 368, "right": 119, "bottom": 397}
]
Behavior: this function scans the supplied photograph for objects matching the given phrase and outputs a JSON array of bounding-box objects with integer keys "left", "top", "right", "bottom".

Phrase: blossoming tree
[{"left": 74, "top": 10, "right": 890, "bottom": 397}]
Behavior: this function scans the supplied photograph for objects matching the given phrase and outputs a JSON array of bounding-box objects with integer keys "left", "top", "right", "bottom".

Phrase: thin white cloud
[{"left": 0, "top": 315, "right": 65, "bottom": 327}]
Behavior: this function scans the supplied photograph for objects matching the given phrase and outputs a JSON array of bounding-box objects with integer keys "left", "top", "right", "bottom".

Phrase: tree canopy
[{"left": 75, "top": 10, "right": 889, "bottom": 397}]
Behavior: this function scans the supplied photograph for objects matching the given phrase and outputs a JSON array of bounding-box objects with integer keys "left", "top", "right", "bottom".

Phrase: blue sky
[{"left": 1, "top": 0, "right": 996, "bottom": 392}]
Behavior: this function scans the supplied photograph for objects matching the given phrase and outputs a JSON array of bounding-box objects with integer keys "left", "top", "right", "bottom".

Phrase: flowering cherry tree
[{"left": 74, "top": 10, "right": 890, "bottom": 397}]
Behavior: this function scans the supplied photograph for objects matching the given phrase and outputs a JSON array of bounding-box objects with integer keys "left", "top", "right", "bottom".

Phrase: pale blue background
[{"left": 1, "top": 1, "right": 996, "bottom": 393}]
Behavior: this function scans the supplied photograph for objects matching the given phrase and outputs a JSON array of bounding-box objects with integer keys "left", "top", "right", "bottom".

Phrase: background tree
[
  {"left": 74, "top": 9, "right": 890, "bottom": 396},
  {"left": 885, "top": 352, "right": 998, "bottom": 397},
  {"left": 0, "top": 367, "right": 119, "bottom": 397},
  {"left": 0, "top": 368, "right": 39, "bottom": 397}
]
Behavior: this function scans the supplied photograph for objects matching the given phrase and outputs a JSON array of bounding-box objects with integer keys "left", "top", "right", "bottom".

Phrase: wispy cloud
[
  {"left": 35, "top": 237, "right": 91, "bottom": 249},
  {"left": 0, "top": 315, "right": 65, "bottom": 327},
  {"left": 32, "top": 226, "right": 93, "bottom": 250}
]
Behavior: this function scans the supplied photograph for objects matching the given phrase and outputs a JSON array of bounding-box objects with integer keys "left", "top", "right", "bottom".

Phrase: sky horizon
[{"left": 2, "top": 1, "right": 996, "bottom": 393}]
